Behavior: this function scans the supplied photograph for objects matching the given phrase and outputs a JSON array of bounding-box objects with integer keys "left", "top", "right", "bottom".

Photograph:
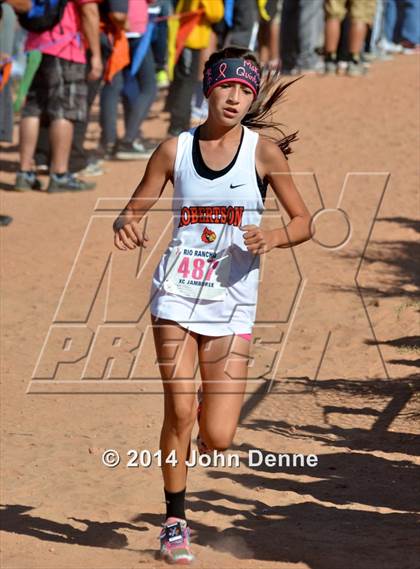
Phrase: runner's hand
[
  {"left": 240, "top": 225, "right": 275, "bottom": 255},
  {"left": 113, "top": 212, "right": 149, "bottom": 250}
]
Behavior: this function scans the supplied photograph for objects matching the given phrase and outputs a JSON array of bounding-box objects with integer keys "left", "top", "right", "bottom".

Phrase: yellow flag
[
  {"left": 167, "top": 16, "right": 180, "bottom": 81},
  {"left": 257, "top": 0, "right": 271, "bottom": 21}
]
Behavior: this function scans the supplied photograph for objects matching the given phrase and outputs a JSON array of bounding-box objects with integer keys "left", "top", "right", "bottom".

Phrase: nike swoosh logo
[{"left": 230, "top": 183, "right": 245, "bottom": 189}]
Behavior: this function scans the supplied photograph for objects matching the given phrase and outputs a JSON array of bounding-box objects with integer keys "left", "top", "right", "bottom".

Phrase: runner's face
[{"left": 209, "top": 81, "right": 254, "bottom": 125}]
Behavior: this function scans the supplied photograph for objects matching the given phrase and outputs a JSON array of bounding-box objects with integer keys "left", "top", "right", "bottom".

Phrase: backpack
[{"left": 18, "top": 0, "right": 69, "bottom": 33}]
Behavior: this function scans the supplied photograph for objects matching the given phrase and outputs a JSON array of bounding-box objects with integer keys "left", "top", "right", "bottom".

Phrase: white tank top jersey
[{"left": 149, "top": 125, "right": 266, "bottom": 336}]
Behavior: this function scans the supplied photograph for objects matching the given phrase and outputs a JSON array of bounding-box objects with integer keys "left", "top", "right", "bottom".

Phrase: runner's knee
[
  {"left": 165, "top": 401, "right": 196, "bottom": 436},
  {"left": 201, "top": 427, "right": 235, "bottom": 451}
]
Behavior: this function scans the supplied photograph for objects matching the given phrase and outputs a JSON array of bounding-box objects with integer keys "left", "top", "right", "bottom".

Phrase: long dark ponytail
[{"left": 203, "top": 46, "right": 300, "bottom": 158}]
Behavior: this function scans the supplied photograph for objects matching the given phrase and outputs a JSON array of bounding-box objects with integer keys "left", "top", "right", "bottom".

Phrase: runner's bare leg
[
  {"left": 151, "top": 315, "right": 199, "bottom": 492},
  {"left": 197, "top": 334, "right": 250, "bottom": 450}
]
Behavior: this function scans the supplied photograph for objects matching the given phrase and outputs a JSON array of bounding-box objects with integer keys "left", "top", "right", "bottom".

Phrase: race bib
[{"left": 163, "top": 246, "right": 231, "bottom": 301}]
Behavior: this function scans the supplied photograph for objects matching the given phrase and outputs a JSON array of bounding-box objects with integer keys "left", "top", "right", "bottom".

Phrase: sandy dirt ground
[{"left": 1, "top": 54, "right": 419, "bottom": 569}]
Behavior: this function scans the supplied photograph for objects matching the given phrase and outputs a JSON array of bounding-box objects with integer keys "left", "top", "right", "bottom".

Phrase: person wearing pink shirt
[{"left": 15, "top": 0, "right": 103, "bottom": 192}]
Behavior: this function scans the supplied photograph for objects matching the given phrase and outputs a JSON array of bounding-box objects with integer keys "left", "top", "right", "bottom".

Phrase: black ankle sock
[{"left": 164, "top": 487, "right": 186, "bottom": 521}]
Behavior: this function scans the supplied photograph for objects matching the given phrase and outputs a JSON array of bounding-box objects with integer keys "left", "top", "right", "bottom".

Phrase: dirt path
[{"left": 1, "top": 54, "right": 419, "bottom": 569}]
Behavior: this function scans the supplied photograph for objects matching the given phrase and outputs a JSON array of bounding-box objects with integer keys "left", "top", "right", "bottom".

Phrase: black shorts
[{"left": 21, "top": 54, "right": 87, "bottom": 122}]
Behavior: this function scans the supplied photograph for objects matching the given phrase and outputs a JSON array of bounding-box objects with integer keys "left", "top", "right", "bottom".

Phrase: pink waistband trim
[{"left": 236, "top": 333, "right": 252, "bottom": 341}]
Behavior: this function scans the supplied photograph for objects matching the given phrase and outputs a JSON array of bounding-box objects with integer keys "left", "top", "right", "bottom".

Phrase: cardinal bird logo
[{"left": 201, "top": 227, "right": 216, "bottom": 243}]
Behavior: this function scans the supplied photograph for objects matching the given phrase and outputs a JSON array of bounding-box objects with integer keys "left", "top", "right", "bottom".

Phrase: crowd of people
[{"left": 0, "top": 0, "right": 419, "bottom": 206}]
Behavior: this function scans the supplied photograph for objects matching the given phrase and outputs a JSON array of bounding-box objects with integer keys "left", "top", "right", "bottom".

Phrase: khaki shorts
[{"left": 325, "top": 0, "right": 377, "bottom": 24}]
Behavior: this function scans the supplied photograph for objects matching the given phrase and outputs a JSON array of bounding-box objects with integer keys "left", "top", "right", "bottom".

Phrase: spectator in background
[
  {"left": 34, "top": 0, "right": 130, "bottom": 177},
  {"left": 99, "top": 0, "right": 157, "bottom": 160},
  {"left": 150, "top": 0, "right": 172, "bottom": 89},
  {"left": 324, "top": 0, "right": 377, "bottom": 76},
  {"left": 0, "top": 0, "right": 31, "bottom": 225},
  {"left": 14, "top": 0, "right": 102, "bottom": 192},
  {"left": 194, "top": 0, "right": 273, "bottom": 124},
  {"left": 189, "top": 29, "right": 217, "bottom": 125},
  {"left": 166, "top": 0, "right": 223, "bottom": 137},
  {"left": 258, "top": 0, "right": 283, "bottom": 70},
  {"left": 75, "top": 0, "right": 129, "bottom": 170},
  {"left": 1, "top": 0, "right": 31, "bottom": 145},
  {"left": 280, "top": 0, "right": 324, "bottom": 74},
  {"left": 381, "top": 0, "right": 420, "bottom": 53},
  {"left": 367, "top": 0, "right": 388, "bottom": 57},
  {"left": 213, "top": 0, "right": 259, "bottom": 50}
]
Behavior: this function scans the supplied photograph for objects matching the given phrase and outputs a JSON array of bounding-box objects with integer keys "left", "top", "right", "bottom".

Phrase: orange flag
[
  {"left": 0, "top": 59, "right": 12, "bottom": 92},
  {"left": 175, "top": 9, "right": 203, "bottom": 62},
  {"left": 103, "top": 26, "right": 130, "bottom": 83}
]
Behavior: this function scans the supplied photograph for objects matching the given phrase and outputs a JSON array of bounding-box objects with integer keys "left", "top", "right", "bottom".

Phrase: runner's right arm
[{"left": 113, "top": 137, "right": 177, "bottom": 251}]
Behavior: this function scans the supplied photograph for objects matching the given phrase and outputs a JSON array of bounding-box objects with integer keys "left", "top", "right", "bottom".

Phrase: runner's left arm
[{"left": 252, "top": 138, "right": 314, "bottom": 251}]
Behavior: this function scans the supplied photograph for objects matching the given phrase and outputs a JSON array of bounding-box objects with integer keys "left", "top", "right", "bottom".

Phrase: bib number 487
[
  {"left": 164, "top": 245, "right": 231, "bottom": 300},
  {"left": 177, "top": 256, "right": 219, "bottom": 280}
]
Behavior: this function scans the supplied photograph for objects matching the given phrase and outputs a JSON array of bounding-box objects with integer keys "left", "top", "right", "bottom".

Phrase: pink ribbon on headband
[{"left": 216, "top": 62, "right": 227, "bottom": 80}]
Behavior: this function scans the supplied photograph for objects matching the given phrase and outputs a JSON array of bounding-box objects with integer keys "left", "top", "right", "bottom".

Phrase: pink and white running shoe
[{"left": 158, "top": 517, "right": 195, "bottom": 565}]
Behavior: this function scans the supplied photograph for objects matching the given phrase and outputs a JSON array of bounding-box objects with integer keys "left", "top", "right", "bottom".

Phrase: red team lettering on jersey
[{"left": 178, "top": 206, "right": 244, "bottom": 228}]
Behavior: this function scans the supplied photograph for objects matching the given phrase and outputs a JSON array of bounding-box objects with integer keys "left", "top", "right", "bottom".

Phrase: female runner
[{"left": 113, "top": 46, "right": 313, "bottom": 565}]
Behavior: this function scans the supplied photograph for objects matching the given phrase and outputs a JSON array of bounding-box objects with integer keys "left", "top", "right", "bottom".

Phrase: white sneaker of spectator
[
  {"left": 377, "top": 38, "right": 403, "bottom": 54},
  {"left": 76, "top": 159, "right": 104, "bottom": 177}
]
